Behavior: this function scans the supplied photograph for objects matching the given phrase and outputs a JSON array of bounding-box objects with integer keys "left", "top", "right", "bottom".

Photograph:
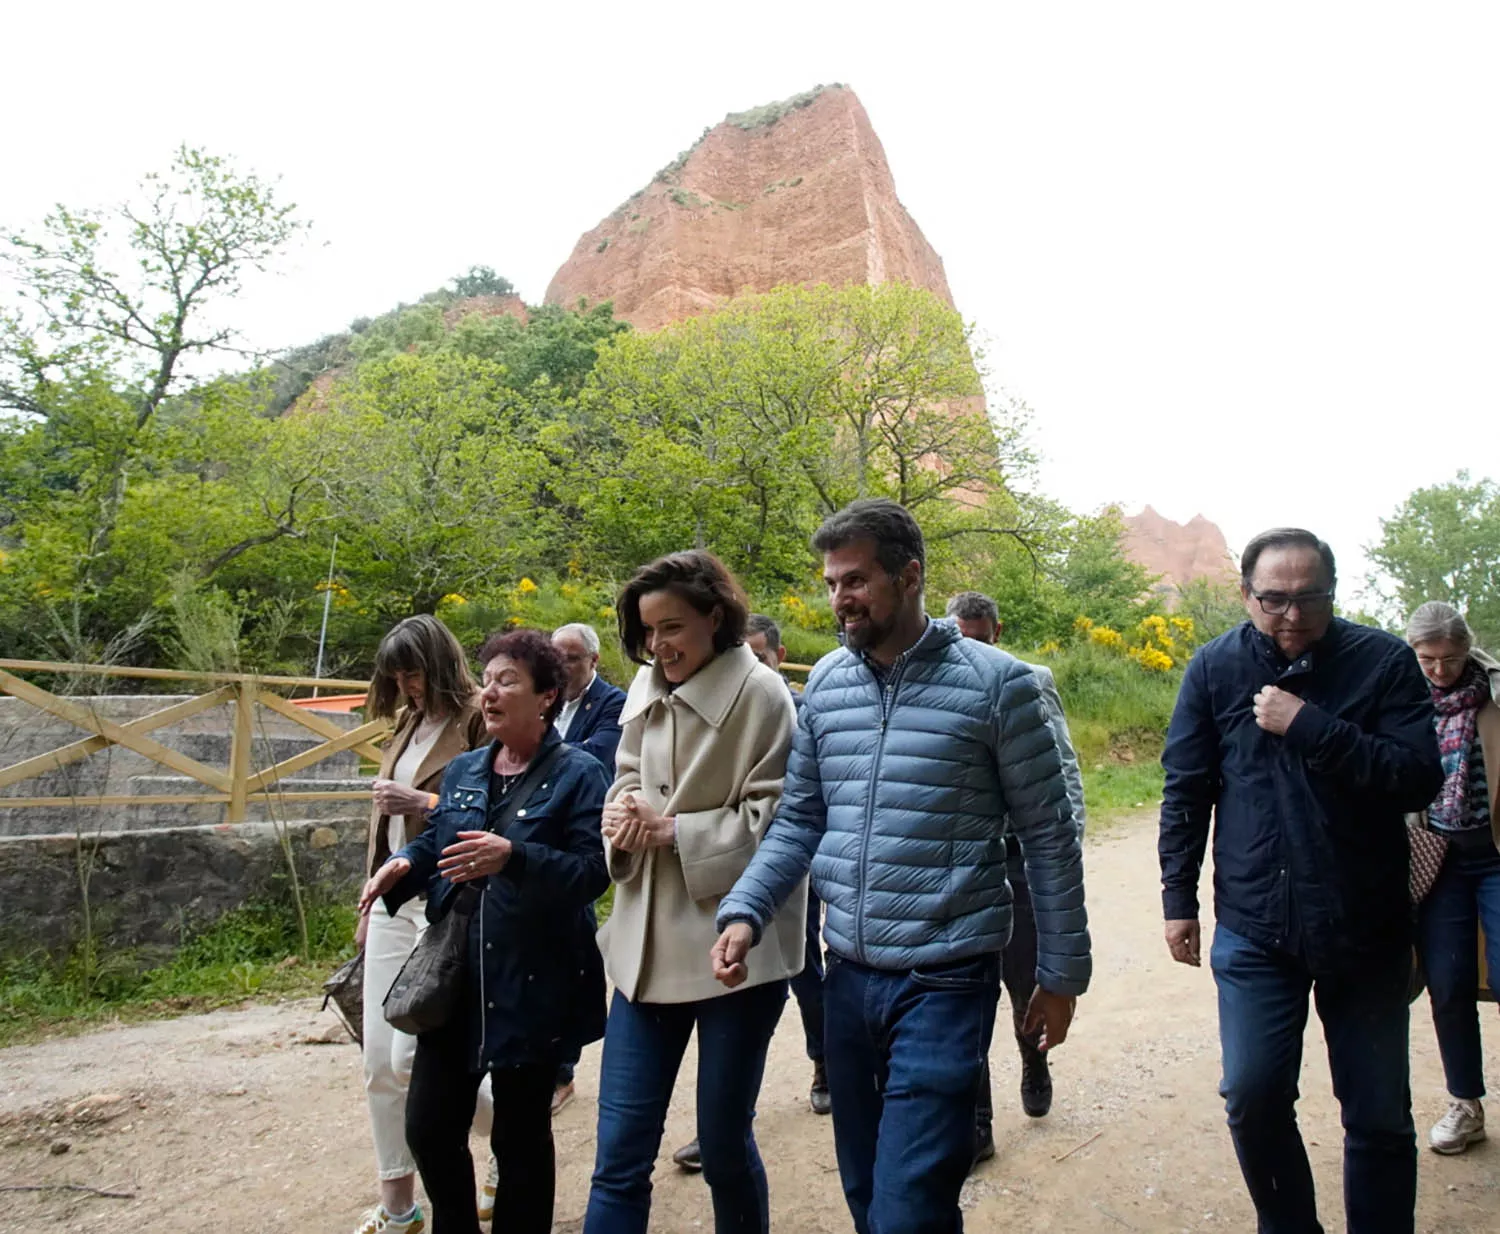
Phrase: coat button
[
  {"left": 527, "top": 974, "right": 535, "bottom": 982},
  {"left": 517, "top": 809, "right": 527, "bottom": 817},
  {"left": 487, "top": 1001, "right": 495, "bottom": 1009},
  {"left": 486, "top": 942, "right": 493, "bottom": 950},
  {"left": 659, "top": 784, "right": 669, "bottom": 795}
]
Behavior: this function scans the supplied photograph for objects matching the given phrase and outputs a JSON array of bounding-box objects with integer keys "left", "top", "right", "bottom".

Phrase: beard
[{"left": 839, "top": 609, "right": 895, "bottom": 652}]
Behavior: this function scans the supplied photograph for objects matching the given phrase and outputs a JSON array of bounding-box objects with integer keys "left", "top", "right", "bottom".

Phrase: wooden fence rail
[{"left": 0, "top": 660, "right": 391, "bottom": 823}]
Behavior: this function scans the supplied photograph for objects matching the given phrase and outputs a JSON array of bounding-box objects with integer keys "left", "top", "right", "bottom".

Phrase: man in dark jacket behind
[{"left": 1159, "top": 527, "right": 1443, "bottom": 1234}]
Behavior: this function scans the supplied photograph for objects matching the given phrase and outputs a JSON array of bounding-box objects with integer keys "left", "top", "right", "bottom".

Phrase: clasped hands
[{"left": 602, "top": 792, "right": 675, "bottom": 853}]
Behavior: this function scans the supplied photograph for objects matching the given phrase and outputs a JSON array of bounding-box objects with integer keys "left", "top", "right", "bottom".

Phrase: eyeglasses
[
  {"left": 1252, "top": 591, "right": 1334, "bottom": 616},
  {"left": 1416, "top": 654, "right": 1467, "bottom": 670}
]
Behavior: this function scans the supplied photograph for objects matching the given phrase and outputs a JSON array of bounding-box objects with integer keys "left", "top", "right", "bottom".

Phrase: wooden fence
[{"left": 0, "top": 659, "right": 390, "bottom": 824}]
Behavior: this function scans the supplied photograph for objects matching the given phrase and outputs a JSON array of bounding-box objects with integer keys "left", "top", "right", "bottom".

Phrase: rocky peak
[
  {"left": 544, "top": 84, "right": 956, "bottom": 330},
  {"left": 1121, "top": 506, "right": 1237, "bottom": 590}
]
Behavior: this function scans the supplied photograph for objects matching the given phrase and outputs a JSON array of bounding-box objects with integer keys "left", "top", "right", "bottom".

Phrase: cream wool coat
[{"left": 599, "top": 642, "right": 803, "bottom": 1004}]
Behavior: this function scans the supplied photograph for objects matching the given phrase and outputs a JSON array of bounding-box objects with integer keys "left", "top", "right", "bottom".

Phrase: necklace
[{"left": 493, "top": 750, "right": 533, "bottom": 797}]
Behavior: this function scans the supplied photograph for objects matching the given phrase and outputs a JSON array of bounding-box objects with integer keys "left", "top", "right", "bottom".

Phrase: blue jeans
[
  {"left": 823, "top": 952, "right": 1000, "bottom": 1234},
  {"left": 1418, "top": 841, "right": 1500, "bottom": 1099},
  {"left": 788, "top": 885, "right": 825, "bottom": 1062},
  {"left": 1211, "top": 925, "right": 1415, "bottom": 1234},
  {"left": 583, "top": 980, "right": 786, "bottom": 1234}
]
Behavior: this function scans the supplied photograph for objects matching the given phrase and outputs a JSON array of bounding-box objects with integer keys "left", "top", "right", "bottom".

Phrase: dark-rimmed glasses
[{"left": 1252, "top": 591, "right": 1334, "bottom": 616}]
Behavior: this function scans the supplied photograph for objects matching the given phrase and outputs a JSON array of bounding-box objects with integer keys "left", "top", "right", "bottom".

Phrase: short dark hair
[
  {"left": 475, "top": 628, "right": 567, "bottom": 724},
  {"left": 367, "top": 614, "right": 479, "bottom": 721},
  {"left": 1240, "top": 528, "right": 1337, "bottom": 590},
  {"left": 616, "top": 550, "right": 750, "bottom": 665},
  {"left": 945, "top": 591, "right": 999, "bottom": 625},
  {"left": 746, "top": 613, "right": 781, "bottom": 654},
  {"left": 811, "top": 498, "right": 925, "bottom": 580}
]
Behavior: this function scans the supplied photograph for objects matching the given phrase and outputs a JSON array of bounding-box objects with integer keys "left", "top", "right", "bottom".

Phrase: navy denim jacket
[
  {"left": 386, "top": 728, "right": 609, "bottom": 1069},
  {"left": 1159, "top": 618, "right": 1442, "bottom": 975}
]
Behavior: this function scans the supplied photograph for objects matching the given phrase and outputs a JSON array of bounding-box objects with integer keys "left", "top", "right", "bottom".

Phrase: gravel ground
[{"left": 2, "top": 810, "right": 1496, "bottom": 1232}]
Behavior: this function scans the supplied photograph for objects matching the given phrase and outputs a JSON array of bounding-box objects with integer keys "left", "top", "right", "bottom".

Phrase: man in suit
[
  {"left": 553, "top": 623, "right": 626, "bottom": 775},
  {"left": 550, "top": 623, "right": 625, "bottom": 1114},
  {"left": 946, "top": 591, "right": 1086, "bottom": 1167}
]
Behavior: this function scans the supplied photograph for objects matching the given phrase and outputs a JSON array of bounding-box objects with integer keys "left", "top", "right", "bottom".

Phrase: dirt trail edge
[{"left": 2, "top": 810, "right": 1495, "bottom": 1232}]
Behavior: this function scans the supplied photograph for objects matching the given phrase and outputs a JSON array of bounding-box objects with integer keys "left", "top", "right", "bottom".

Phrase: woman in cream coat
[{"left": 583, "top": 551, "right": 802, "bottom": 1234}]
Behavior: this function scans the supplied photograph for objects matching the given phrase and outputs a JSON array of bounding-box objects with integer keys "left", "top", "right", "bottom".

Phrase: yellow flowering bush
[
  {"left": 1088, "top": 625, "right": 1125, "bottom": 649},
  {"left": 1058, "top": 607, "right": 1203, "bottom": 676},
  {"left": 1128, "top": 645, "right": 1175, "bottom": 673},
  {"left": 517, "top": 577, "right": 538, "bottom": 594}
]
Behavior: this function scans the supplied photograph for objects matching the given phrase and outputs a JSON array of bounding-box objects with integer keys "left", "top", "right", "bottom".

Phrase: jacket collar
[
  {"left": 620, "top": 642, "right": 757, "bottom": 730},
  {"left": 855, "top": 616, "right": 955, "bottom": 676},
  {"left": 1246, "top": 617, "right": 1349, "bottom": 680},
  {"left": 449, "top": 725, "right": 564, "bottom": 791},
  {"left": 381, "top": 697, "right": 479, "bottom": 787}
]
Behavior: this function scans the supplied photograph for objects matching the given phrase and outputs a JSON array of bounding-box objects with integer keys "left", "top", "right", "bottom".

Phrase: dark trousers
[
  {"left": 788, "top": 884, "right": 826, "bottom": 1062},
  {"left": 976, "top": 843, "right": 1038, "bottom": 1134},
  {"left": 823, "top": 952, "right": 1000, "bottom": 1234},
  {"left": 583, "top": 980, "right": 787, "bottom": 1234},
  {"left": 406, "top": 1027, "right": 555, "bottom": 1234},
  {"left": 1418, "top": 841, "right": 1500, "bottom": 1099},
  {"left": 1211, "top": 925, "right": 1416, "bottom": 1234}
]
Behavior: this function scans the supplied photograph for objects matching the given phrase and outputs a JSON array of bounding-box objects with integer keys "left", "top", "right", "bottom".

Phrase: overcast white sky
[{"left": 5, "top": 2, "right": 1496, "bottom": 599}]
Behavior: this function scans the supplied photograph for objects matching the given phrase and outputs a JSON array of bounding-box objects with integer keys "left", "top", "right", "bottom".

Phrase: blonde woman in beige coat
[{"left": 583, "top": 551, "right": 801, "bottom": 1234}]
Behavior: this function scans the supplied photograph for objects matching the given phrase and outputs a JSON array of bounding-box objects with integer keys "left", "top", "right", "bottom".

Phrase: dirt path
[{"left": 3, "top": 810, "right": 1496, "bottom": 1232}]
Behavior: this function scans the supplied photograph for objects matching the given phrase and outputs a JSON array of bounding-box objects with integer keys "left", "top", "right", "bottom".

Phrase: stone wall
[{"left": 0, "top": 814, "right": 369, "bottom": 964}]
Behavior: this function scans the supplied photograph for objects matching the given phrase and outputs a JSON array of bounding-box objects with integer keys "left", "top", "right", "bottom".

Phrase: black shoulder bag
[{"left": 383, "top": 743, "right": 565, "bottom": 1035}]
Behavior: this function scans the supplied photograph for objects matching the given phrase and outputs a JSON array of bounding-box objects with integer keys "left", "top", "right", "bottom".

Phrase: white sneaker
[
  {"left": 1430, "top": 1098, "right": 1485, "bottom": 1154},
  {"left": 353, "top": 1206, "right": 426, "bottom": 1234},
  {"left": 477, "top": 1156, "right": 499, "bottom": 1223}
]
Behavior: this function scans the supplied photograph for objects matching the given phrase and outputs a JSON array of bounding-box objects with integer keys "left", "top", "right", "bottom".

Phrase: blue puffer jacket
[{"left": 717, "top": 619, "right": 1091, "bottom": 995}]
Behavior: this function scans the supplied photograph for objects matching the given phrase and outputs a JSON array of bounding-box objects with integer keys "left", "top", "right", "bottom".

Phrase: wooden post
[{"left": 227, "top": 681, "right": 254, "bottom": 824}]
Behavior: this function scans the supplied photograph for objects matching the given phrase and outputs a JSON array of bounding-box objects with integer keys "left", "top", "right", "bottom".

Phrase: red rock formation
[
  {"left": 1122, "top": 507, "right": 1237, "bottom": 591},
  {"left": 544, "top": 85, "right": 956, "bottom": 329},
  {"left": 442, "top": 293, "right": 528, "bottom": 329}
]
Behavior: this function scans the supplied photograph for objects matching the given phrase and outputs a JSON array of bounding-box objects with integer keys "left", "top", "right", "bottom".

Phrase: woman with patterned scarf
[{"left": 1406, "top": 600, "right": 1500, "bottom": 1155}]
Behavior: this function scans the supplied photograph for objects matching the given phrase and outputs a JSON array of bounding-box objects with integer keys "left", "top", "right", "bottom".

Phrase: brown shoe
[{"left": 551, "top": 1082, "right": 575, "bottom": 1117}]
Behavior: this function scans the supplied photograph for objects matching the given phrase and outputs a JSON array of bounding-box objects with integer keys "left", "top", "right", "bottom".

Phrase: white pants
[
  {"left": 361, "top": 899, "right": 496, "bottom": 1179},
  {"left": 362, "top": 899, "right": 427, "bottom": 1179}
]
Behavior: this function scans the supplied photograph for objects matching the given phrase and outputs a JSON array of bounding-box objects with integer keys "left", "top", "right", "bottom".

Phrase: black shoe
[
  {"left": 1020, "top": 1044, "right": 1052, "bottom": 1118},
  {"left": 671, "top": 1138, "right": 702, "bottom": 1173},
  {"left": 971, "top": 1126, "right": 996, "bottom": 1171},
  {"left": 809, "top": 1060, "right": 832, "bottom": 1115}
]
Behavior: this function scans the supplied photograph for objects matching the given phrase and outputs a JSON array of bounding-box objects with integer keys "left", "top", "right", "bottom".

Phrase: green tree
[
  {"left": 576, "top": 283, "right": 1035, "bottom": 591},
  {"left": 450, "top": 265, "right": 514, "bottom": 298},
  {"left": 1368, "top": 471, "right": 1500, "bottom": 646},
  {"left": 0, "top": 146, "right": 305, "bottom": 593}
]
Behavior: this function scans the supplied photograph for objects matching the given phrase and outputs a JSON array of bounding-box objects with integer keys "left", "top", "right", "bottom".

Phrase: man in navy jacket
[
  {"left": 552, "top": 623, "right": 626, "bottom": 775},
  {"left": 1159, "top": 528, "right": 1442, "bottom": 1234},
  {"left": 548, "top": 622, "right": 625, "bottom": 1116}
]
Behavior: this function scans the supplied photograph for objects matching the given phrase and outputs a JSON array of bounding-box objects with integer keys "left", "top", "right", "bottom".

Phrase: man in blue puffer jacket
[{"left": 712, "top": 499, "right": 1091, "bottom": 1234}]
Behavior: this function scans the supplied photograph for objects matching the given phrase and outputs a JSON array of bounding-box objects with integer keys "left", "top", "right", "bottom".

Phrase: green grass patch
[
  {"left": 1080, "top": 761, "right": 1165, "bottom": 828},
  {"left": 0, "top": 896, "right": 358, "bottom": 1047}
]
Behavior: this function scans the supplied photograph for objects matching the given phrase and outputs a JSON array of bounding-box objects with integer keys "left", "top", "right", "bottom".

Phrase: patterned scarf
[{"left": 1429, "top": 660, "right": 1489, "bottom": 830}]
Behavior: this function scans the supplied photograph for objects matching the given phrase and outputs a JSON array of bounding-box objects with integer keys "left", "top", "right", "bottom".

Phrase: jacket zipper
[{"left": 856, "top": 656, "right": 909, "bottom": 965}]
